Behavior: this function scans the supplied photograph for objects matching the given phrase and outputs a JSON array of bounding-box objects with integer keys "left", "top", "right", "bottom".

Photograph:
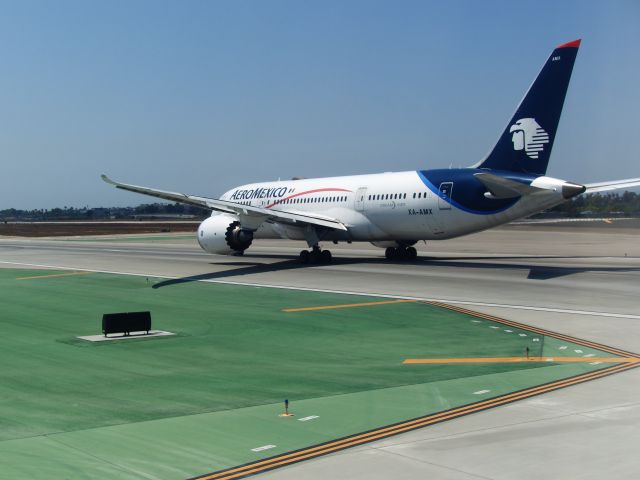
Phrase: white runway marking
[
  {"left": 473, "top": 390, "right": 491, "bottom": 395},
  {"left": 2, "top": 260, "right": 638, "bottom": 320},
  {"left": 299, "top": 416, "right": 319, "bottom": 422},
  {"left": 251, "top": 445, "right": 276, "bottom": 452}
]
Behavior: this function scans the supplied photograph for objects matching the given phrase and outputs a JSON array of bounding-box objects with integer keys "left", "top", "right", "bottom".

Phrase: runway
[{"left": 1, "top": 224, "right": 639, "bottom": 479}]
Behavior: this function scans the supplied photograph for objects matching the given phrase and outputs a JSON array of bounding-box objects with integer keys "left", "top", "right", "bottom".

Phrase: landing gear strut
[
  {"left": 299, "top": 246, "right": 332, "bottom": 264},
  {"left": 385, "top": 246, "right": 417, "bottom": 261}
]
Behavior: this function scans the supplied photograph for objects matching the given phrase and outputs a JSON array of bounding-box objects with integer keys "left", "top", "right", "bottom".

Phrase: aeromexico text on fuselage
[{"left": 230, "top": 186, "right": 290, "bottom": 201}]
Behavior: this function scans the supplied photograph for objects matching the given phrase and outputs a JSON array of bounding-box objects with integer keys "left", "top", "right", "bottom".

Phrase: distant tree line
[
  {"left": 538, "top": 191, "right": 640, "bottom": 218},
  {"left": 1, "top": 192, "right": 639, "bottom": 221},
  {"left": 0, "top": 203, "right": 210, "bottom": 221}
]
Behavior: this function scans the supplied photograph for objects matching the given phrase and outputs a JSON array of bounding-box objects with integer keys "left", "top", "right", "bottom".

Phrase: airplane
[{"left": 103, "top": 39, "right": 640, "bottom": 264}]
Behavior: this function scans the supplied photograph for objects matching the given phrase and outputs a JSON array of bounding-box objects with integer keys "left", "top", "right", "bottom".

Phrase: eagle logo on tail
[{"left": 509, "top": 118, "right": 549, "bottom": 159}]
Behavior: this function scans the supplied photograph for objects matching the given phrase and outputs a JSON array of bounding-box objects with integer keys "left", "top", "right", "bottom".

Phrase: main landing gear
[
  {"left": 299, "top": 246, "right": 332, "bottom": 264},
  {"left": 385, "top": 246, "right": 417, "bottom": 261}
]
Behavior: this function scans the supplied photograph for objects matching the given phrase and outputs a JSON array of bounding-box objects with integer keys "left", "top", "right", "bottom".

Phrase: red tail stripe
[{"left": 557, "top": 39, "right": 581, "bottom": 49}]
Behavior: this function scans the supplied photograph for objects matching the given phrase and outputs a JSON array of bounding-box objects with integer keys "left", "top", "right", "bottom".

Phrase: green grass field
[{"left": 0, "top": 268, "right": 620, "bottom": 479}]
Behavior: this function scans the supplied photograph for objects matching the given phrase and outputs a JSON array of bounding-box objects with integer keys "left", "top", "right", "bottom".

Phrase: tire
[
  {"left": 320, "top": 249, "right": 332, "bottom": 264},
  {"left": 407, "top": 246, "right": 417, "bottom": 260},
  {"left": 299, "top": 250, "right": 310, "bottom": 264},
  {"left": 310, "top": 249, "right": 321, "bottom": 264},
  {"left": 385, "top": 247, "right": 395, "bottom": 260}
]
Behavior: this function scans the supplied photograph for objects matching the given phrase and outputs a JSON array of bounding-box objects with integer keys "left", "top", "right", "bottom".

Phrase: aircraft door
[
  {"left": 355, "top": 187, "right": 368, "bottom": 211},
  {"left": 438, "top": 182, "right": 453, "bottom": 210}
]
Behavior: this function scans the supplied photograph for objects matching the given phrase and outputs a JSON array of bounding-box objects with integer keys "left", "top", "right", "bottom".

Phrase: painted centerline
[
  {"left": 16, "top": 271, "right": 92, "bottom": 280},
  {"left": 403, "top": 357, "right": 635, "bottom": 365},
  {"left": 282, "top": 299, "right": 415, "bottom": 312}
]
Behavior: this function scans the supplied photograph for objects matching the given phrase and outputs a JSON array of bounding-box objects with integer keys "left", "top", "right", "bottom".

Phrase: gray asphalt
[{"left": 1, "top": 225, "right": 639, "bottom": 479}]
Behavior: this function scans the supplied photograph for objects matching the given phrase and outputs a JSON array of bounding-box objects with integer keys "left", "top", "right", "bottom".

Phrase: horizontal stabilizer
[
  {"left": 474, "top": 173, "right": 542, "bottom": 199},
  {"left": 585, "top": 178, "right": 640, "bottom": 193}
]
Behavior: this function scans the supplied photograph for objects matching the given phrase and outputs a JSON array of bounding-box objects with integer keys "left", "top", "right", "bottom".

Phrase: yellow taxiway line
[
  {"left": 283, "top": 299, "right": 416, "bottom": 312},
  {"left": 403, "top": 357, "right": 640, "bottom": 365},
  {"left": 16, "top": 271, "right": 92, "bottom": 281}
]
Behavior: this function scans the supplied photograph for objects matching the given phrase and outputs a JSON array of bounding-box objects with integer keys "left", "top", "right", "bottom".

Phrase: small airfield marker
[{"left": 279, "top": 399, "right": 294, "bottom": 417}]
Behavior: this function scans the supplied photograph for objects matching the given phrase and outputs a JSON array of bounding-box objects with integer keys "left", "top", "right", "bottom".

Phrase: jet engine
[{"left": 197, "top": 214, "right": 254, "bottom": 255}]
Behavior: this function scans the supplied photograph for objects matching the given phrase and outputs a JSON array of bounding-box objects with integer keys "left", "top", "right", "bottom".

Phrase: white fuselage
[{"left": 219, "top": 170, "right": 566, "bottom": 244}]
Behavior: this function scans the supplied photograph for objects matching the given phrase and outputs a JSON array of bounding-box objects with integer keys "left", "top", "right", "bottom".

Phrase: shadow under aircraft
[{"left": 151, "top": 254, "right": 640, "bottom": 288}]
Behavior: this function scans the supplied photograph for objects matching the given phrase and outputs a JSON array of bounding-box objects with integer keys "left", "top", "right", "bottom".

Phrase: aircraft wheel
[
  {"left": 320, "top": 249, "right": 332, "bottom": 264},
  {"left": 406, "top": 246, "right": 417, "bottom": 260},
  {"left": 310, "top": 248, "right": 322, "bottom": 264},
  {"left": 385, "top": 247, "right": 396, "bottom": 260},
  {"left": 299, "top": 250, "right": 310, "bottom": 264}
]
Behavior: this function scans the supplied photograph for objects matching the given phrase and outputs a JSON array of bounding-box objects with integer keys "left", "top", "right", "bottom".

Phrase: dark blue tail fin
[{"left": 476, "top": 39, "right": 581, "bottom": 176}]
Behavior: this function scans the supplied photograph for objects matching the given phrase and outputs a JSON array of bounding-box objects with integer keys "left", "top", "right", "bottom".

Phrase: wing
[
  {"left": 101, "top": 175, "right": 348, "bottom": 231},
  {"left": 584, "top": 178, "right": 640, "bottom": 194}
]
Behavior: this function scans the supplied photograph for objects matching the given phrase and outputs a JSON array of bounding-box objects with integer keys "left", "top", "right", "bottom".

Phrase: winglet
[{"left": 101, "top": 174, "right": 117, "bottom": 186}]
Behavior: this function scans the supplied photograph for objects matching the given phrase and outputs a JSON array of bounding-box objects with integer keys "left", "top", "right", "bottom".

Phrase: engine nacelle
[{"left": 197, "top": 214, "right": 254, "bottom": 255}]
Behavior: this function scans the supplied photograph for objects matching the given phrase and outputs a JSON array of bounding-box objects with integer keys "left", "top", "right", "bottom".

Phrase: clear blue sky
[{"left": 1, "top": 0, "right": 638, "bottom": 209}]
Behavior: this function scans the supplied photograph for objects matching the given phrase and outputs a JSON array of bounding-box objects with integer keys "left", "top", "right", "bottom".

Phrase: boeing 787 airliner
[{"left": 103, "top": 40, "right": 639, "bottom": 263}]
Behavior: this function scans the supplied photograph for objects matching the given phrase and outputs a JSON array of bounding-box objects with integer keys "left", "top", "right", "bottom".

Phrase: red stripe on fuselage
[{"left": 266, "top": 188, "right": 352, "bottom": 209}]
